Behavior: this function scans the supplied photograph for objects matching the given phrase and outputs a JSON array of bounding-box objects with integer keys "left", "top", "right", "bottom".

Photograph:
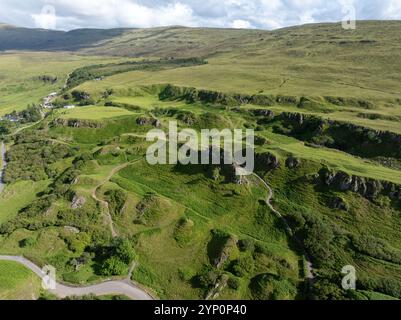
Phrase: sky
[{"left": 0, "top": 0, "right": 400, "bottom": 31}]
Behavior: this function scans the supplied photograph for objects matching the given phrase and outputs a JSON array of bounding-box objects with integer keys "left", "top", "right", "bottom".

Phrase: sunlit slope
[
  {"left": 0, "top": 52, "right": 128, "bottom": 115},
  {"left": 76, "top": 21, "right": 401, "bottom": 102}
]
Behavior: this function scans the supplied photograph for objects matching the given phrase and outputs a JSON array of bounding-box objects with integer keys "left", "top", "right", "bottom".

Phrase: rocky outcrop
[
  {"left": 256, "top": 152, "right": 280, "bottom": 170},
  {"left": 71, "top": 194, "right": 86, "bottom": 209},
  {"left": 136, "top": 117, "right": 161, "bottom": 127},
  {"left": 330, "top": 196, "right": 349, "bottom": 211},
  {"left": 214, "top": 236, "right": 238, "bottom": 269},
  {"left": 250, "top": 109, "right": 275, "bottom": 118},
  {"left": 286, "top": 157, "right": 301, "bottom": 169},
  {"left": 278, "top": 112, "right": 401, "bottom": 159},
  {"left": 53, "top": 118, "right": 103, "bottom": 129},
  {"left": 318, "top": 167, "right": 400, "bottom": 201}
]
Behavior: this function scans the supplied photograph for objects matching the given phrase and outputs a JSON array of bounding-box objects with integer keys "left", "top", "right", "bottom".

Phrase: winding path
[
  {"left": 251, "top": 172, "right": 315, "bottom": 282},
  {"left": 90, "top": 158, "right": 144, "bottom": 238},
  {"left": 0, "top": 255, "right": 153, "bottom": 300}
]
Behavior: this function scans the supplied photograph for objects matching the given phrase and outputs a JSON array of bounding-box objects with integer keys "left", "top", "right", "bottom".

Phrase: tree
[
  {"left": 100, "top": 256, "right": 128, "bottom": 276},
  {"left": 114, "top": 238, "right": 135, "bottom": 264}
]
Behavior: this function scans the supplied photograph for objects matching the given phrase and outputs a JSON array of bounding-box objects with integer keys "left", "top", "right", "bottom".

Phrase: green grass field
[
  {"left": 0, "top": 52, "right": 128, "bottom": 115},
  {"left": 0, "top": 261, "right": 41, "bottom": 300},
  {"left": 58, "top": 106, "right": 136, "bottom": 120}
]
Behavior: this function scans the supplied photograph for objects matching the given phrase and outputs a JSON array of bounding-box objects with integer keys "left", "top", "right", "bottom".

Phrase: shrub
[
  {"left": 100, "top": 256, "right": 128, "bottom": 276},
  {"left": 19, "top": 237, "right": 36, "bottom": 248},
  {"left": 227, "top": 277, "right": 241, "bottom": 290},
  {"left": 237, "top": 239, "right": 255, "bottom": 252},
  {"left": 106, "top": 189, "right": 127, "bottom": 216},
  {"left": 231, "top": 256, "right": 255, "bottom": 277}
]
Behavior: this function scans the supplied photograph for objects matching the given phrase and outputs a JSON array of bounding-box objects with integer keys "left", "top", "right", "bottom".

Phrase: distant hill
[
  {"left": 0, "top": 25, "right": 129, "bottom": 51},
  {"left": 2, "top": 21, "right": 401, "bottom": 101},
  {"left": 0, "top": 23, "right": 265, "bottom": 55}
]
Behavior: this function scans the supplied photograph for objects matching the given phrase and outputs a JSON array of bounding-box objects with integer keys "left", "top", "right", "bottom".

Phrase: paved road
[{"left": 0, "top": 255, "right": 153, "bottom": 300}]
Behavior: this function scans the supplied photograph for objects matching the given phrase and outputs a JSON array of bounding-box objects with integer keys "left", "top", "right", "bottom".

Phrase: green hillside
[{"left": 0, "top": 21, "right": 400, "bottom": 301}]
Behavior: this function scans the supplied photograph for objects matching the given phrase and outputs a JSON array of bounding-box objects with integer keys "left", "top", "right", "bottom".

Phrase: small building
[{"left": 64, "top": 105, "right": 76, "bottom": 109}]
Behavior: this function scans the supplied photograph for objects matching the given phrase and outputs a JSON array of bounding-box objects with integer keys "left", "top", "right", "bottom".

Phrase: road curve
[
  {"left": 0, "top": 255, "right": 153, "bottom": 300},
  {"left": 251, "top": 173, "right": 315, "bottom": 281}
]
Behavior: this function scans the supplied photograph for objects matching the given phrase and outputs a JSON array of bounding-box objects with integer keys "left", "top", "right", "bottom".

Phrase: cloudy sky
[{"left": 0, "top": 0, "right": 400, "bottom": 31}]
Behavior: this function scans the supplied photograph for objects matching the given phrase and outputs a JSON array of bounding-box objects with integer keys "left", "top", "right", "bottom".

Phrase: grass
[
  {"left": 259, "top": 130, "right": 401, "bottom": 185},
  {"left": 0, "top": 261, "right": 41, "bottom": 300},
  {"left": 0, "top": 180, "right": 51, "bottom": 224},
  {"left": 58, "top": 106, "right": 136, "bottom": 120},
  {"left": 0, "top": 52, "right": 128, "bottom": 115}
]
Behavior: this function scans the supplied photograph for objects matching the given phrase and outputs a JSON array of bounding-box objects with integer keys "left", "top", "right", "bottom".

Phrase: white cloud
[
  {"left": 31, "top": 5, "right": 57, "bottom": 29},
  {"left": 231, "top": 19, "right": 252, "bottom": 29},
  {"left": 0, "top": 0, "right": 400, "bottom": 30}
]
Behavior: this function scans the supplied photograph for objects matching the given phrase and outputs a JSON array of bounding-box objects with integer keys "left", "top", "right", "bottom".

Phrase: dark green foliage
[
  {"left": 5, "top": 105, "right": 42, "bottom": 124},
  {"left": 0, "top": 195, "right": 56, "bottom": 234},
  {"left": 71, "top": 90, "right": 93, "bottom": 105},
  {"left": 358, "top": 277, "right": 401, "bottom": 299},
  {"left": 287, "top": 211, "right": 337, "bottom": 268},
  {"left": 56, "top": 206, "right": 98, "bottom": 232},
  {"left": 249, "top": 273, "right": 297, "bottom": 300},
  {"left": 192, "top": 266, "right": 221, "bottom": 290},
  {"left": 100, "top": 256, "right": 128, "bottom": 276},
  {"left": 99, "top": 238, "right": 135, "bottom": 276},
  {"left": 275, "top": 112, "right": 401, "bottom": 159},
  {"left": 35, "top": 75, "right": 58, "bottom": 84},
  {"left": 159, "top": 84, "right": 299, "bottom": 108},
  {"left": 19, "top": 237, "right": 36, "bottom": 248},
  {"left": 113, "top": 238, "right": 136, "bottom": 264},
  {"left": 231, "top": 256, "right": 255, "bottom": 277},
  {"left": 237, "top": 239, "right": 255, "bottom": 252},
  {"left": 310, "top": 277, "right": 348, "bottom": 300},
  {"left": 352, "top": 235, "right": 401, "bottom": 264},
  {"left": 227, "top": 277, "right": 241, "bottom": 290},
  {"left": 66, "top": 58, "right": 207, "bottom": 90},
  {"left": 3, "top": 133, "right": 74, "bottom": 183},
  {"left": 0, "top": 120, "right": 13, "bottom": 135},
  {"left": 105, "top": 189, "right": 127, "bottom": 216}
]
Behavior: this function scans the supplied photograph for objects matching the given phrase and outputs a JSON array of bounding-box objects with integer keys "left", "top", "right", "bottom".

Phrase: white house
[{"left": 63, "top": 105, "right": 76, "bottom": 109}]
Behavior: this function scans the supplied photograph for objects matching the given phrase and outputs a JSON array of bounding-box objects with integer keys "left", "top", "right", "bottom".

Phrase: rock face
[
  {"left": 257, "top": 152, "right": 280, "bottom": 170},
  {"left": 136, "top": 117, "right": 161, "bottom": 127},
  {"left": 250, "top": 109, "right": 275, "bottom": 119},
  {"left": 214, "top": 236, "right": 238, "bottom": 269},
  {"left": 53, "top": 119, "right": 103, "bottom": 128},
  {"left": 285, "top": 157, "right": 301, "bottom": 169},
  {"left": 281, "top": 112, "right": 305, "bottom": 127},
  {"left": 279, "top": 112, "right": 401, "bottom": 159},
  {"left": 71, "top": 194, "right": 86, "bottom": 209},
  {"left": 318, "top": 167, "right": 400, "bottom": 201}
]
